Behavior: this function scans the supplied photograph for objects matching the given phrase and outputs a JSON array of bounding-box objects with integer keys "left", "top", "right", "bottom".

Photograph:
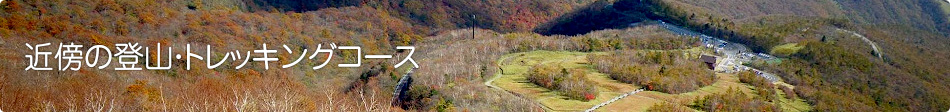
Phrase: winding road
[
  {"left": 391, "top": 68, "right": 416, "bottom": 106},
  {"left": 654, "top": 21, "right": 782, "bottom": 82}
]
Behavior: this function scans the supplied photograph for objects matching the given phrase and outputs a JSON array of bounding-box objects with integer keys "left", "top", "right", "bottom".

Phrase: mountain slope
[
  {"left": 531, "top": 0, "right": 950, "bottom": 111},
  {"left": 650, "top": 0, "right": 950, "bottom": 111}
]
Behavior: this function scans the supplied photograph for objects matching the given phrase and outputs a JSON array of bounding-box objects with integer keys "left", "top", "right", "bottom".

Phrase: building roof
[{"left": 701, "top": 55, "right": 717, "bottom": 63}]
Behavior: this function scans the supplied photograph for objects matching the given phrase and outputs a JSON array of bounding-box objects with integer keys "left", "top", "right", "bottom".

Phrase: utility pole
[{"left": 472, "top": 15, "right": 476, "bottom": 39}]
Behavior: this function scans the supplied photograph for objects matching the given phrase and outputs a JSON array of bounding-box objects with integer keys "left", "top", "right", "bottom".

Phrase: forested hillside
[
  {"left": 246, "top": 0, "right": 599, "bottom": 32},
  {"left": 649, "top": 0, "right": 950, "bottom": 111},
  {"left": 0, "top": 0, "right": 597, "bottom": 111},
  {"left": 1, "top": 0, "right": 949, "bottom": 111},
  {"left": 532, "top": 0, "right": 950, "bottom": 111}
]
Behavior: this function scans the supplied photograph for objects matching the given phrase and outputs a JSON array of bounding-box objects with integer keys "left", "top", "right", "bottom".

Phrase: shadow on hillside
[{"left": 533, "top": 0, "right": 657, "bottom": 36}]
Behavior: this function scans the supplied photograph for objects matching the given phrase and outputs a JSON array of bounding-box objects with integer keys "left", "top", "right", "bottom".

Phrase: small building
[{"left": 701, "top": 55, "right": 717, "bottom": 69}]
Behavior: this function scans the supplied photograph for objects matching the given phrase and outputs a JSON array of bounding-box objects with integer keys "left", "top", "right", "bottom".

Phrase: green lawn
[
  {"left": 771, "top": 43, "right": 805, "bottom": 57},
  {"left": 490, "top": 50, "right": 812, "bottom": 112},
  {"left": 939, "top": 0, "right": 950, "bottom": 22},
  {"left": 493, "top": 51, "right": 631, "bottom": 111}
]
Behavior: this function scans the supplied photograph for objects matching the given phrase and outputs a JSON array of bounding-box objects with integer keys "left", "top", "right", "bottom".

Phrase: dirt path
[
  {"left": 585, "top": 89, "right": 644, "bottom": 112},
  {"left": 483, "top": 53, "right": 557, "bottom": 111},
  {"left": 837, "top": 28, "right": 883, "bottom": 59},
  {"left": 484, "top": 54, "right": 513, "bottom": 90}
]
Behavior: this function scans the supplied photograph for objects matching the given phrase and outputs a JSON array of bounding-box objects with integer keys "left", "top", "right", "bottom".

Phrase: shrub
[
  {"left": 779, "top": 85, "right": 796, "bottom": 99},
  {"left": 738, "top": 71, "right": 773, "bottom": 89},
  {"left": 526, "top": 64, "right": 598, "bottom": 101},
  {"left": 692, "top": 88, "right": 780, "bottom": 112},
  {"left": 590, "top": 51, "right": 715, "bottom": 94},
  {"left": 738, "top": 71, "right": 777, "bottom": 101},
  {"left": 526, "top": 64, "right": 560, "bottom": 88},
  {"left": 647, "top": 102, "right": 693, "bottom": 112},
  {"left": 402, "top": 85, "right": 437, "bottom": 110}
]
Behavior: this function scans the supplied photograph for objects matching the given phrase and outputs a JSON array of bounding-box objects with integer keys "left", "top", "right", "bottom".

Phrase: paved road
[
  {"left": 650, "top": 21, "right": 782, "bottom": 82},
  {"left": 391, "top": 68, "right": 416, "bottom": 105}
]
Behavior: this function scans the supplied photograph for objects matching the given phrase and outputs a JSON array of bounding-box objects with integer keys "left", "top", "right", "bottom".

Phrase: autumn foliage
[
  {"left": 590, "top": 50, "right": 715, "bottom": 94},
  {"left": 526, "top": 64, "right": 598, "bottom": 101}
]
